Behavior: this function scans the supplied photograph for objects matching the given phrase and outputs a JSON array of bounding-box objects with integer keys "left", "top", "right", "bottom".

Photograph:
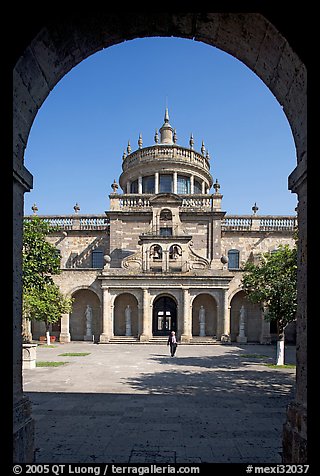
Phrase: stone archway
[
  {"left": 13, "top": 13, "right": 307, "bottom": 463},
  {"left": 69, "top": 289, "right": 101, "bottom": 341},
  {"left": 230, "top": 290, "right": 263, "bottom": 343},
  {"left": 192, "top": 294, "right": 217, "bottom": 337},
  {"left": 113, "top": 293, "right": 138, "bottom": 336}
]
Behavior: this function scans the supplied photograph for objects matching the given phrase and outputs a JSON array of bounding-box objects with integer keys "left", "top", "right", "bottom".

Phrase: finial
[
  {"left": 164, "top": 107, "right": 170, "bottom": 123},
  {"left": 252, "top": 202, "right": 259, "bottom": 214},
  {"left": 122, "top": 150, "right": 127, "bottom": 160},
  {"left": 127, "top": 140, "right": 131, "bottom": 154},
  {"left": 213, "top": 179, "right": 220, "bottom": 194},
  {"left": 173, "top": 129, "right": 177, "bottom": 144},
  {"left": 201, "top": 140, "right": 206, "bottom": 155},
  {"left": 111, "top": 179, "right": 119, "bottom": 193},
  {"left": 154, "top": 129, "right": 159, "bottom": 143},
  {"left": 189, "top": 133, "right": 194, "bottom": 149},
  {"left": 206, "top": 150, "right": 210, "bottom": 160},
  {"left": 73, "top": 203, "right": 80, "bottom": 214},
  {"left": 31, "top": 203, "right": 38, "bottom": 215},
  {"left": 138, "top": 133, "right": 143, "bottom": 149}
]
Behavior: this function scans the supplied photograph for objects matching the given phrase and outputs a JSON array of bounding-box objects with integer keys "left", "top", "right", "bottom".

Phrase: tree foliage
[
  {"left": 22, "top": 216, "right": 73, "bottom": 329},
  {"left": 241, "top": 244, "right": 297, "bottom": 336},
  {"left": 23, "top": 216, "right": 61, "bottom": 291}
]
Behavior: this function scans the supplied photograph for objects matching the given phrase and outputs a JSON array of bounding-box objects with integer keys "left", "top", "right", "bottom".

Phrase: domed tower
[
  {"left": 108, "top": 109, "right": 224, "bottom": 273},
  {"left": 103, "top": 109, "right": 229, "bottom": 344},
  {"left": 118, "top": 108, "right": 213, "bottom": 197}
]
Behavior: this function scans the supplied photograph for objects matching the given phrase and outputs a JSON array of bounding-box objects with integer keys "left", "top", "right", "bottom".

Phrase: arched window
[
  {"left": 160, "top": 209, "right": 172, "bottom": 221},
  {"left": 169, "top": 244, "right": 182, "bottom": 260},
  {"left": 228, "top": 249, "right": 240, "bottom": 270},
  {"left": 150, "top": 245, "right": 162, "bottom": 260}
]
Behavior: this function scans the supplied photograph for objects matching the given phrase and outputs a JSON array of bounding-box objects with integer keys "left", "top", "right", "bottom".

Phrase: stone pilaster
[
  {"left": 99, "top": 287, "right": 112, "bottom": 343},
  {"left": 283, "top": 158, "right": 307, "bottom": 463},
  {"left": 13, "top": 164, "right": 35, "bottom": 462},
  {"left": 139, "top": 288, "right": 150, "bottom": 341},
  {"left": 180, "top": 288, "right": 191, "bottom": 343}
]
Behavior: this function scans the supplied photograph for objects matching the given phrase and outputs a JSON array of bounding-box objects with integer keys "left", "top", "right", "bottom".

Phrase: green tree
[
  {"left": 241, "top": 244, "right": 297, "bottom": 364},
  {"left": 22, "top": 216, "right": 73, "bottom": 344}
]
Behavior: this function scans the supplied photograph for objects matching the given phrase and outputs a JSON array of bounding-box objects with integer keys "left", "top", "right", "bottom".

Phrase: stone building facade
[{"left": 28, "top": 110, "right": 296, "bottom": 345}]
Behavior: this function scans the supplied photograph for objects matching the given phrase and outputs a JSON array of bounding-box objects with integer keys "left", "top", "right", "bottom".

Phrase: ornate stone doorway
[{"left": 153, "top": 296, "right": 177, "bottom": 336}]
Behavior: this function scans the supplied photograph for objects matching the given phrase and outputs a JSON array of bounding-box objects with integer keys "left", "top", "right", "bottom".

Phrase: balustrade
[{"left": 122, "top": 145, "right": 210, "bottom": 172}]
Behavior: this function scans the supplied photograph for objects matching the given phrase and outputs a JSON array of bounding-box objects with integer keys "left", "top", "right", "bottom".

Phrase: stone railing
[
  {"left": 110, "top": 194, "right": 214, "bottom": 211},
  {"left": 181, "top": 195, "right": 213, "bottom": 209},
  {"left": 222, "top": 215, "right": 297, "bottom": 232},
  {"left": 122, "top": 145, "right": 210, "bottom": 172},
  {"left": 24, "top": 215, "right": 110, "bottom": 230}
]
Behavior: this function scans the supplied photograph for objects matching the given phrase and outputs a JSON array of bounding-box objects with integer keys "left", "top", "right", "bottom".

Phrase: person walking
[{"left": 167, "top": 331, "right": 178, "bottom": 357}]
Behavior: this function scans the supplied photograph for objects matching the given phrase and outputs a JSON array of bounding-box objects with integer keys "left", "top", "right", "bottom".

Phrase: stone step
[
  {"left": 188, "top": 338, "right": 219, "bottom": 345},
  {"left": 107, "top": 336, "right": 220, "bottom": 344},
  {"left": 108, "top": 336, "right": 139, "bottom": 344}
]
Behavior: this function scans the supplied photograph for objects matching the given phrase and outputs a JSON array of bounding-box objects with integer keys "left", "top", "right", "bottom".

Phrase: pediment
[{"left": 149, "top": 193, "right": 183, "bottom": 206}]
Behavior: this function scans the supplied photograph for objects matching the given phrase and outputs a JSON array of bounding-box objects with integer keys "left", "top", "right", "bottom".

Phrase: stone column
[
  {"left": 59, "top": 312, "right": 71, "bottom": 343},
  {"left": 139, "top": 288, "right": 150, "bottom": 342},
  {"left": 180, "top": 288, "right": 191, "bottom": 343},
  {"left": 190, "top": 175, "right": 194, "bottom": 194},
  {"left": 138, "top": 176, "right": 143, "bottom": 194},
  {"left": 155, "top": 172, "right": 159, "bottom": 194},
  {"left": 100, "top": 287, "right": 111, "bottom": 343},
  {"left": 173, "top": 171, "right": 178, "bottom": 194}
]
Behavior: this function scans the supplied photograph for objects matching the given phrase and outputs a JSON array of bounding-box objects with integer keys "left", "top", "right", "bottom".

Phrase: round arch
[
  {"left": 70, "top": 288, "right": 101, "bottom": 341},
  {"left": 229, "top": 290, "right": 262, "bottom": 342},
  {"left": 113, "top": 293, "right": 138, "bottom": 336},
  {"left": 192, "top": 293, "right": 218, "bottom": 337},
  {"left": 13, "top": 12, "right": 307, "bottom": 463},
  {"left": 152, "top": 293, "right": 178, "bottom": 336}
]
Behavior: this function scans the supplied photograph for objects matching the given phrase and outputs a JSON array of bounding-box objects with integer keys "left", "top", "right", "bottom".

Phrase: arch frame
[{"left": 13, "top": 12, "right": 307, "bottom": 463}]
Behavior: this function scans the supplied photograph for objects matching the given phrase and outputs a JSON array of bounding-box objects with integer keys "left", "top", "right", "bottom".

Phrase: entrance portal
[{"left": 153, "top": 296, "right": 177, "bottom": 336}]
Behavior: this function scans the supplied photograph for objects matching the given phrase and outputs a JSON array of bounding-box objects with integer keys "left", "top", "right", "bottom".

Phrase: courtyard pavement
[{"left": 23, "top": 341, "right": 296, "bottom": 464}]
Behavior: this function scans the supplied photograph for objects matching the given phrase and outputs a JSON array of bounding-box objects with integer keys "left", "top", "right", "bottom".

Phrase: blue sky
[{"left": 24, "top": 37, "right": 297, "bottom": 216}]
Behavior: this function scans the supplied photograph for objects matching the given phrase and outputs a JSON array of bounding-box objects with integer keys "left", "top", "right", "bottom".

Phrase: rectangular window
[
  {"left": 142, "top": 176, "right": 155, "bottom": 193},
  {"left": 177, "top": 175, "right": 190, "bottom": 194},
  {"left": 130, "top": 180, "right": 138, "bottom": 193},
  {"left": 159, "top": 174, "right": 173, "bottom": 193},
  {"left": 228, "top": 250, "right": 240, "bottom": 270},
  {"left": 92, "top": 250, "right": 104, "bottom": 268},
  {"left": 194, "top": 179, "right": 202, "bottom": 194},
  {"left": 160, "top": 227, "right": 172, "bottom": 237}
]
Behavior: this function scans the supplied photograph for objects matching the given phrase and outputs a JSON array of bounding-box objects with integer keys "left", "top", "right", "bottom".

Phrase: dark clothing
[{"left": 167, "top": 335, "right": 178, "bottom": 356}]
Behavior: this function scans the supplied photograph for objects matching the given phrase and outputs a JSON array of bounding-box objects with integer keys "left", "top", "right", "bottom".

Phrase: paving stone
[{"left": 24, "top": 342, "right": 296, "bottom": 463}]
